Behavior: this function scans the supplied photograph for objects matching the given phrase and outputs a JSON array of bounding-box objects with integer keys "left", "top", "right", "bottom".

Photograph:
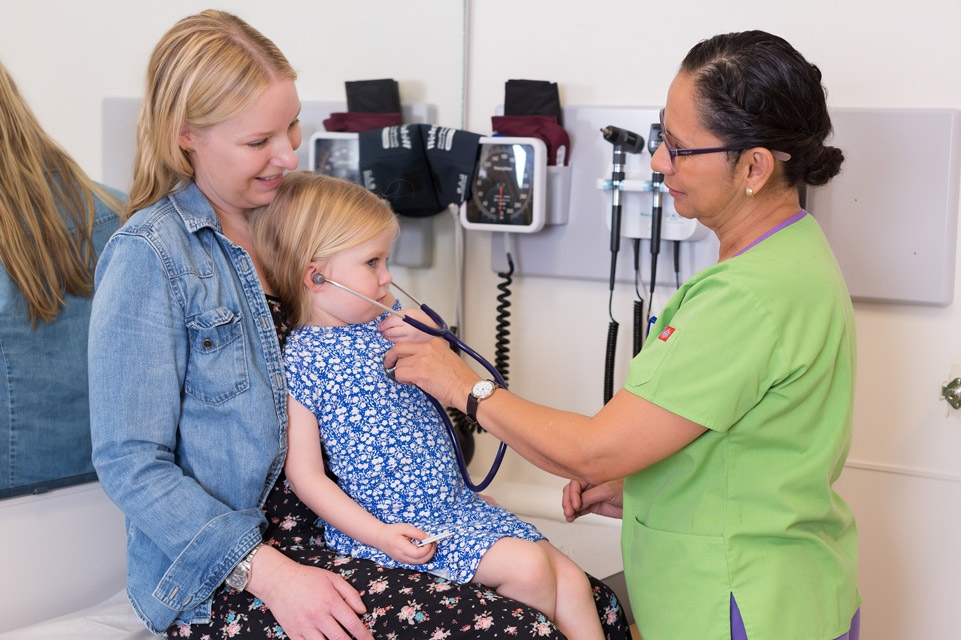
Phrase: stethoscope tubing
[{"left": 315, "top": 276, "right": 507, "bottom": 491}]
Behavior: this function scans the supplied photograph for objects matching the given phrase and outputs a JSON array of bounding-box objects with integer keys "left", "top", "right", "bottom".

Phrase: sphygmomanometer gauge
[
  {"left": 460, "top": 136, "right": 546, "bottom": 233},
  {"left": 309, "top": 132, "right": 361, "bottom": 184}
]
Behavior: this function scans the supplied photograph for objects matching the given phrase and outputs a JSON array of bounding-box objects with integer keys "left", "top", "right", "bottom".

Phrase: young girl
[{"left": 252, "top": 171, "right": 605, "bottom": 639}]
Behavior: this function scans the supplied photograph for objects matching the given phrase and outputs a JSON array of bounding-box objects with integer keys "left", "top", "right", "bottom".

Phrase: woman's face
[
  {"left": 309, "top": 228, "right": 395, "bottom": 327},
  {"left": 182, "top": 78, "right": 302, "bottom": 219},
  {"left": 651, "top": 73, "right": 745, "bottom": 229}
]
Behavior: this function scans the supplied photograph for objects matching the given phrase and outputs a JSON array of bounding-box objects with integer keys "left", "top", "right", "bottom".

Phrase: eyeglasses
[{"left": 658, "top": 108, "right": 791, "bottom": 171}]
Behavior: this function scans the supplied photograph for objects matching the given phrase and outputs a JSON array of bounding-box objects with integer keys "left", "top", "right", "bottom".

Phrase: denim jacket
[
  {"left": 0, "top": 181, "right": 123, "bottom": 492},
  {"left": 89, "top": 182, "right": 288, "bottom": 635}
]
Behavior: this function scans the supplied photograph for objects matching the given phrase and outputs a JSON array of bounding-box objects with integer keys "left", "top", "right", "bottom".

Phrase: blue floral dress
[{"left": 284, "top": 307, "right": 543, "bottom": 583}]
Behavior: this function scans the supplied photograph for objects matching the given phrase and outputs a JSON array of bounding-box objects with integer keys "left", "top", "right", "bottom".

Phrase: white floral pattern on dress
[{"left": 284, "top": 307, "right": 543, "bottom": 583}]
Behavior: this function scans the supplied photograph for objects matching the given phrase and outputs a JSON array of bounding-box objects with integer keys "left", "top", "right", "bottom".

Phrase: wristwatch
[
  {"left": 225, "top": 542, "right": 262, "bottom": 591},
  {"left": 466, "top": 379, "right": 498, "bottom": 424}
]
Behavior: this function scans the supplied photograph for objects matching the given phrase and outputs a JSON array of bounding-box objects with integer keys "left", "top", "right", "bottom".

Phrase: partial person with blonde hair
[
  {"left": 0, "top": 58, "right": 123, "bottom": 490},
  {"left": 89, "top": 10, "right": 630, "bottom": 639},
  {"left": 252, "top": 172, "right": 607, "bottom": 640}
]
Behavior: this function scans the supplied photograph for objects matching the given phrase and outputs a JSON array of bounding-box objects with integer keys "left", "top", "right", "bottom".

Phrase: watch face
[
  {"left": 465, "top": 143, "right": 536, "bottom": 226},
  {"left": 312, "top": 136, "right": 361, "bottom": 184},
  {"left": 472, "top": 380, "right": 496, "bottom": 399}
]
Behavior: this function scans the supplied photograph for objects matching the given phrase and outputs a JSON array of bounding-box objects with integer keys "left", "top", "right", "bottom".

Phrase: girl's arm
[{"left": 284, "top": 394, "right": 437, "bottom": 565}]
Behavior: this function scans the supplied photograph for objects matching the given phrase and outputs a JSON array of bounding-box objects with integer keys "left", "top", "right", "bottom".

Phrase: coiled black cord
[
  {"left": 603, "top": 289, "right": 619, "bottom": 404},
  {"left": 494, "top": 252, "right": 515, "bottom": 387}
]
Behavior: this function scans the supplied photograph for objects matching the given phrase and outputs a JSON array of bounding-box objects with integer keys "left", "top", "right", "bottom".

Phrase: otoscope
[
  {"left": 600, "top": 125, "right": 645, "bottom": 403},
  {"left": 647, "top": 123, "right": 665, "bottom": 335}
]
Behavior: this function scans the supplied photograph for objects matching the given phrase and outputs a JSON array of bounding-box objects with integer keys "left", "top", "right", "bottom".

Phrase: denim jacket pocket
[{"left": 185, "top": 306, "right": 249, "bottom": 404}]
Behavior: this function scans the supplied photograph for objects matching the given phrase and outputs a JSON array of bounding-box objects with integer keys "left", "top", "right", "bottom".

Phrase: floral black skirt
[{"left": 165, "top": 473, "right": 632, "bottom": 639}]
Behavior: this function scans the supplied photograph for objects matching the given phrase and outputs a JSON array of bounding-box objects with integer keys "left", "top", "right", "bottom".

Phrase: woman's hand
[
  {"left": 379, "top": 309, "right": 437, "bottom": 344},
  {"left": 562, "top": 478, "right": 625, "bottom": 522},
  {"left": 247, "top": 545, "right": 374, "bottom": 640},
  {"left": 384, "top": 338, "right": 479, "bottom": 411},
  {"left": 376, "top": 523, "right": 437, "bottom": 565}
]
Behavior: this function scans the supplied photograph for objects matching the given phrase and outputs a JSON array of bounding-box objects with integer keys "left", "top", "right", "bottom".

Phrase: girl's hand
[
  {"left": 562, "top": 478, "right": 625, "bottom": 522},
  {"left": 376, "top": 523, "right": 437, "bottom": 565},
  {"left": 379, "top": 309, "right": 438, "bottom": 344}
]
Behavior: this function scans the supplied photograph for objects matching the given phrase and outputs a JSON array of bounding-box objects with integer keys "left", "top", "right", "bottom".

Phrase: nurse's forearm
[{"left": 470, "top": 389, "right": 609, "bottom": 483}]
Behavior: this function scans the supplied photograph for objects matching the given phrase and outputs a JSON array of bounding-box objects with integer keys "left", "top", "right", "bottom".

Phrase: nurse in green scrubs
[{"left": 386, "top": 30, "right": 860, "bottom": 640}]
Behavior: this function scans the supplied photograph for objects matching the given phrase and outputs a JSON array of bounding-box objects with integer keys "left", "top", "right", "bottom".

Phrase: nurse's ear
[{"left": 742, "top": 148, "right": 778, "bottom": 197}]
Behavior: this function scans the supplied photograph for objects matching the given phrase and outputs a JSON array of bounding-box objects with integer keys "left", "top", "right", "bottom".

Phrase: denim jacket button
[{"left": 203, "top": 339, "right": 213, "bottom": 348}]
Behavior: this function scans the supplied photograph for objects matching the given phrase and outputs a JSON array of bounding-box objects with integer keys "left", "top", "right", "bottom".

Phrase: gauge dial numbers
[{"left": 460, "top": 137, "right": 547, "bottom": 233}]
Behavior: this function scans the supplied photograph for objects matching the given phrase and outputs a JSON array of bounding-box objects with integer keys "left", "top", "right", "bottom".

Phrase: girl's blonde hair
[
  {"left": 0, "top": 59, "right": 122, "bottom": 326},
  {"left": 126, "top": 10, "right": 296, "bottom": 217},
  {"left": 251, "top": 172, "right": 399, "bottom": 329}
]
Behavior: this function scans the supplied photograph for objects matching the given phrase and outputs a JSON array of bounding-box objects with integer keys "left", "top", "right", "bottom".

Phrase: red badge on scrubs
[{"left": 658, "top": 326, "right": 675, "bottom": 341}]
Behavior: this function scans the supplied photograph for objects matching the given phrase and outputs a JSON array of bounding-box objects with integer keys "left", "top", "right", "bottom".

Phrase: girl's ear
[{"left": 304, "top": 262, "right": 324, "bottom": 290}]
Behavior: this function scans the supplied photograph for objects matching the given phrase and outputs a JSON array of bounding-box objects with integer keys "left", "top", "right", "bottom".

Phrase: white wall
[{"left": 461, "top": 1, "right": 961, "bottom": 638}]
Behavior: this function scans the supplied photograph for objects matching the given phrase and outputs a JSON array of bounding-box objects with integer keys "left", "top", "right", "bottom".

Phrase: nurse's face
[
  {"left": 181, "top": 78, "right": 302, "bottom": 219},
  {"left": 651, "top": 73, "right": 744, "bottom": 230}
]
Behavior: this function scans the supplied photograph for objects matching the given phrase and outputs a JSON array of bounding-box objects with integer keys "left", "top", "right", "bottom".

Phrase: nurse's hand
[
  {"left": 379, "top": 309, "right": 437, "bottom": 344},
  {"left": 247, "top": 545, "right": 373, "bottom": 640},
  {"left": 384, "top": 339, "right": 479, "bottom": 412},
  {"left": 562, "top": 478, "right": 625, "bottom": 522}
]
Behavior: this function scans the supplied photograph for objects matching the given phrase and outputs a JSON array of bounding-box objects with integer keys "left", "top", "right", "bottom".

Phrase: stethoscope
[{"left": 311, "top": 273, "right": 507, "bottom": 491}]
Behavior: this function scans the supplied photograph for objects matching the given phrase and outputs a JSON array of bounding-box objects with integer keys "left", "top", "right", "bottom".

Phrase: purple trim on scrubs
[
  {"left": 733, "top": 209, "right": 808, "bottom": 258},
  {"left": 730, "top": 594, "right": 860, "bottom": 640}
]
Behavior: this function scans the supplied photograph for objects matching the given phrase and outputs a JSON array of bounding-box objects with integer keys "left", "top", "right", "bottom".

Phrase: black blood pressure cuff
[
  {"left": 359, "top": 124, "right": 482, "bottom": 218},
  {"left": 504, "top": 79, "right": 563, "bottom": 126}
]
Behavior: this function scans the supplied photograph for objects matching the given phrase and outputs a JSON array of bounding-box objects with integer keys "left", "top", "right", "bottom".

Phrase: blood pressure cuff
[
  {"left": 323, "top": 111, "right": 402, "bottom": 132},
  {"left": 491, "top": 114, "right": 570, "bottom": 166},
  {"left": 323, "top": 78, "right": 403, "bottom": 132},
  {"left": 504, "top": 79, "right": 563, "bottom": 126},
  {"left": 359, "top": 124, "right": 482, "bottom": 218}
]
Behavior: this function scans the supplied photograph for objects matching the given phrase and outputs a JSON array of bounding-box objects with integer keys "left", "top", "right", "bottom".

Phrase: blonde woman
[
  {"left": 0, "top": 59, "right": 123, "bottom": 490},
  {"left": 89, "top": 10, "right": 629, "bottom": 639}
]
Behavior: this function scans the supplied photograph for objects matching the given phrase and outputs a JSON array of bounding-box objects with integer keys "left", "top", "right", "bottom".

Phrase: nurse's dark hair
[{"left": 680, "top": 30, "right": 843, "bottom": 187}]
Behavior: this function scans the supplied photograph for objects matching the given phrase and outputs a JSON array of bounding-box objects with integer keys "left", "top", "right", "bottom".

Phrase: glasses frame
[{"left": 658, "top": 108, "right": 791, "bottom": 171}]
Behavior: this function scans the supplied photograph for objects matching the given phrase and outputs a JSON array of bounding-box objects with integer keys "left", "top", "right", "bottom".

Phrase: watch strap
[{"left": 466, "top": 380, "right": 498, "bottom": 424}]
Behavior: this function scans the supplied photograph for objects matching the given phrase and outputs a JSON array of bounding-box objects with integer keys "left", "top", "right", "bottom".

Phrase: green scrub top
[{"left": 622, "top": 214, "right": 860, "bottom": 640}]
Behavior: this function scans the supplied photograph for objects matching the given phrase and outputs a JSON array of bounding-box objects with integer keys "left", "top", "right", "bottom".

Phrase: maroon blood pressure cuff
[
  {"left": 491, "top": 115, "right": 570, "bottom": 166},
  {"left": 323, "top": 78, "right": 403, "bottom": 133},
  {"left": 359, "top": 124, "right": 482, "bottom": 218}
]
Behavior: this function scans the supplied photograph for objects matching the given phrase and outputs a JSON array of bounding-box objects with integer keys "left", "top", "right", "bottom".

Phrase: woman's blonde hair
[
  {"left": 127, "top": 10, "right": 296, "bottom": 216},
  {"left": 0, "top": 59, "right": 122, "bottom": 326},
  {"left": 251, "top": 172, "right": 399, "bottom": 329}
]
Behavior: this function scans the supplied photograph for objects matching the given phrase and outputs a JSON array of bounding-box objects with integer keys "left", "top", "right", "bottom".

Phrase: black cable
[
  {"left": 494, "top": 252, "right": 514, "bottom": 386},
  {"left": 632, "top": 238, "right": 645, "bottom": 357},
  {"left": 674, "top": 240, "right": 681, "bottom": 289},
  {"left": 604, "top": 307, "right": 619, "bottom": 404}
]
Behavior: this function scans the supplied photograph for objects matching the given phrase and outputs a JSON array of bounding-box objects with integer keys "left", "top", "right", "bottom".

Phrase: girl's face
[
  {"left": 181, "top": 78, "right": 302, "bottom": 220},
  {"left": 650, "top": 72, "right": 746, "bottom": 230},
  {"left": 308, "top": 228, "right": 395, "bottom": 327}
]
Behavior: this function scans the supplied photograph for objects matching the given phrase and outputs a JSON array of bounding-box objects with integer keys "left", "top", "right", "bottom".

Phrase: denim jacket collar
[{"left": 168, "top": 182, "right": 223, "bottom": 235}]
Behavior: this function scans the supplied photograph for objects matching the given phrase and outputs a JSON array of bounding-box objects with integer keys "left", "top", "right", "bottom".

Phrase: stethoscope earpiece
[{"left": 312, "top": 273, "right": 325, "bottom": 285}]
